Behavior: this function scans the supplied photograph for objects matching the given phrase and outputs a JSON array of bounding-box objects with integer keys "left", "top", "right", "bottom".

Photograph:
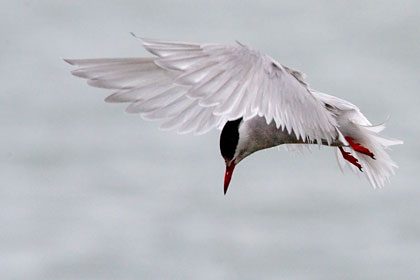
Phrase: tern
[{"left": 65, "top": 36, "right": 402, "bottom": 194}]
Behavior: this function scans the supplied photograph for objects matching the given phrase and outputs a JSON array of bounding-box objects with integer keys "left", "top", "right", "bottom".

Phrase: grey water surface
[{"left": 1, "top": 1, "right": 419, "bottom": 279}]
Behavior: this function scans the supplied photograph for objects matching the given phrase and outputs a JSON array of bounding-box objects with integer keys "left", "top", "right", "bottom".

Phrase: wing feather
[{"left": 65, "top": 38, "right": 338, "bottom": 141}]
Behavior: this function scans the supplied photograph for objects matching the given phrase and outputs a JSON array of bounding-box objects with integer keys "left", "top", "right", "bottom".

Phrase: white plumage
[{"left": 65, "top": 36, "right": 402, "bottom": 190}]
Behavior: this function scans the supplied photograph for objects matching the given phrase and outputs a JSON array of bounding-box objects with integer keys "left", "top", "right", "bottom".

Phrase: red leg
[
  {"left": 339, "top": 146, "right": 363, "bottom": 172},
  {"left": 345, "top": 137, "right": 375, "bottom": 159}
]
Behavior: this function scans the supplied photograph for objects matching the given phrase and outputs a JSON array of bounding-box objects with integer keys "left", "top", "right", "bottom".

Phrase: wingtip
[
  {"left": 394, "top": 139, "right": 404, "bottom": 145},
  {"left": 130, "top": 32, "right": 151, "bottom": 44},
  {"left": 104, "top": 94, "right": 115, "bottom": 103},
  {"left": 130, "top": 32, "right": 140, "bottom": 39},
  {"left": 63, "top": 58, "right": 75, "bottom": 65},
  {"left": 125, "top": 103, "right": 140, "bottom": 114},
  {"left": 235, "top": 40, "right": 245, "bottom": 47}
]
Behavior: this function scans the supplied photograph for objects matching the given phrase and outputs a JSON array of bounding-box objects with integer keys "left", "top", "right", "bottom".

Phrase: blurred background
[{"left": 1, "top": 0, "right": 419, "bottom": 279}]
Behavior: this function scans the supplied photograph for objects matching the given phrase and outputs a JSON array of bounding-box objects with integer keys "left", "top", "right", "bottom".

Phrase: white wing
[{"left": 65, "top": 38, "right": 339, "bottom": 143}]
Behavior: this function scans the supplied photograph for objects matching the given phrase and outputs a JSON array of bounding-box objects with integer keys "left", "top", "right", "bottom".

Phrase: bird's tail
[{"left": 336, "top": 122, "right": 403, "bottom": 188}]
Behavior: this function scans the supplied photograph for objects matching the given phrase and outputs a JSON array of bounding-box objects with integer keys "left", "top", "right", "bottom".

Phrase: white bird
[{"left": 65, "top": 36, "right": 402, "bottom": 194}]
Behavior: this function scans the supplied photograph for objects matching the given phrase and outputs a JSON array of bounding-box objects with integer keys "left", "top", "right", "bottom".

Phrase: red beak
[{"left": 224, "top": 162, "right": 236, "bottom": 195}]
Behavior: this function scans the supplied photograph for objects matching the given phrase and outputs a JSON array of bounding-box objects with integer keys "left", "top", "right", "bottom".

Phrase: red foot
[
  {"left": 345, "top": 137, "right": 375, "bottom": 159},
  {"left": 339, "top": 146, "right": 363, "bottom": 172}
]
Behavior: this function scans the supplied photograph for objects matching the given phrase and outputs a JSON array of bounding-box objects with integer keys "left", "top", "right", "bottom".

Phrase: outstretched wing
[{"left": 65, "top": 38, "right": 338, "bottom": 143}]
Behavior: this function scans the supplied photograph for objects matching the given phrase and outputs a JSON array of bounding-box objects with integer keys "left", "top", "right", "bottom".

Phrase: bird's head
[{"left": 219, "top": 118, "right": 246, "bottom": 195}]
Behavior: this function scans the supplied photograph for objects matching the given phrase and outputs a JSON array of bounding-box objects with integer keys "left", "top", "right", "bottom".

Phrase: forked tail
[{"left": 336, "top": 123, "right": 403, "bottom": 188}]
